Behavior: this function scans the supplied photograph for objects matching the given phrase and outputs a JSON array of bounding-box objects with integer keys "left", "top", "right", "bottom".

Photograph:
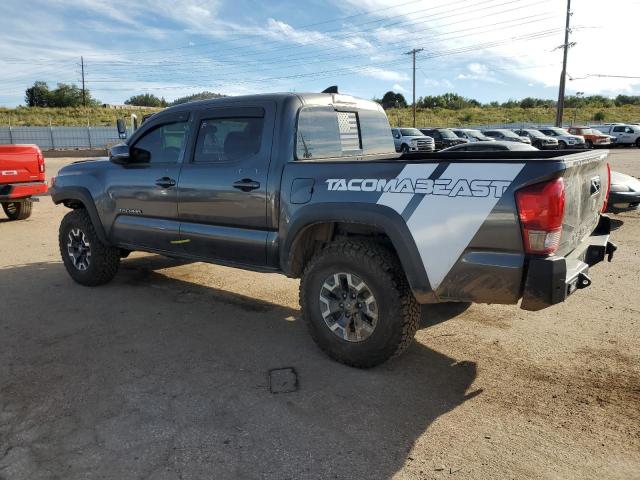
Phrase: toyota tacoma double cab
[
  {"left": 50, "top": 91, "right": 616, "bottom": 368},
  {"left": 0, "top": 144, "right": 47, "bottom": 220}
]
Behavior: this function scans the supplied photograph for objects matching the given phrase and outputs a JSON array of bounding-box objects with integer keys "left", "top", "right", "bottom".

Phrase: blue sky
[{"left": 1, "top": 0, "right": 639, "bottom": 107}]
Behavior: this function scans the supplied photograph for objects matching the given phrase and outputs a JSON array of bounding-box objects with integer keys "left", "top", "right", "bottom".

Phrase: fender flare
[
  {"left": 281, "top": 202, "right": 435, "bottom": 303},
  {"left": 50, "top": 186, "right": 111, "bottom": 245}
]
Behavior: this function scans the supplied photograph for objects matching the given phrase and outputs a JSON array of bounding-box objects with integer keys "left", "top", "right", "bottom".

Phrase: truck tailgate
[
  {"left": 557, "top": 150, "right": 609, "bottom": 256},
  {"left": 0, "top": 145, "right": 45, "bottom": 184}
]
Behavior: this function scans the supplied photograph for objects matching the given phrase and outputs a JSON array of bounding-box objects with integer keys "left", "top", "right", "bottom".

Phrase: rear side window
[
  {"left": 296, "top": 107, "right": 394, "bottom": 160},
  {"left": 194, "top": 117, "right": 264, "bottom": 163}
]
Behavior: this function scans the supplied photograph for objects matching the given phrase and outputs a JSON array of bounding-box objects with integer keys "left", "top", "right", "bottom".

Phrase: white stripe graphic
[
  {"left": 376, "top": 164, "right": 438, "bottom": 214},
  {"left": 406, "top": 163, "right": 524, "bottom": 290}
]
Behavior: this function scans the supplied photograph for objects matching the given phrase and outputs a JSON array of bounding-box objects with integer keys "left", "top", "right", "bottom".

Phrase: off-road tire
[
  {"left": 300, "top": 240, "right": 420, "bottom": 368},
  {"left": 59, "top": 209, "right": 120, "bottom": 286},
  {"left": 2, "top": 200, "right": 32, "bottom": 220}
]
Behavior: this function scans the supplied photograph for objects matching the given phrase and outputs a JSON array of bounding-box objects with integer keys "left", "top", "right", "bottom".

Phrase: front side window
[
  {"left": 131, "top": 121, "right": 189, "bottom": 164},
  {"left": 194, "top": 117, "right": 264, "bottom": 163}
]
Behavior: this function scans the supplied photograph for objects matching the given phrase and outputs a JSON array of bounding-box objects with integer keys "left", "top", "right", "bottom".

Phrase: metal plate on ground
[{"left": 268, "top": 367, "right": 298, "bottom": 394}]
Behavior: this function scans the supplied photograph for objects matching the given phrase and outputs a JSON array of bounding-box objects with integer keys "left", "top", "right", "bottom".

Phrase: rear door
[{"left": 177, "top": 103, "right": 275, "bottom": 265}]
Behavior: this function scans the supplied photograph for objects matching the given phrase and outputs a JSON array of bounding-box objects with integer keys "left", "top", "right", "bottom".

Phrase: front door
[
  {"left": 107, "top": 114, "right": 191, "bottom": 252},
  {"left": 177, "top": 104, "right": 275, "bottom": 266}
]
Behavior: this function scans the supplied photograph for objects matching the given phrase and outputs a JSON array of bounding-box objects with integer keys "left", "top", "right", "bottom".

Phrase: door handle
[
  {"left": 233, "top": 178, "right": 260, "bottom": 192},
  {"left": 155, "top": 177, "right": 176, "bottom": 188}
]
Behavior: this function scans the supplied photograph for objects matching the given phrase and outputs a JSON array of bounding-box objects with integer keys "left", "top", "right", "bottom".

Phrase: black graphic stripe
[{"left": 401, "top": 162, "right": 450, "bottom": 221}]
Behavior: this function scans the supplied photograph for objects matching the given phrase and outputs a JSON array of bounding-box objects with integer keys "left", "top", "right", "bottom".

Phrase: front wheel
[
  {"left": 401, "top": 144, "right": 410, "bottom": 154},
  {"left": 59, "top": 209, "right": 120, "bottom": 286},
  {"left": 299, "top": 241, "right": 420, "bottom": 368},
  {"left": 2, "top": 200, "right": 32, "bottom": 220},
  {"left": 586, "top": 140, "right": 594, "bottom": 149},
  {"left": 558, "top": 140, "right": 567, "bottom": 149},
  {"left": 636, "top": 138, "right": 640, "bottom": 148}
]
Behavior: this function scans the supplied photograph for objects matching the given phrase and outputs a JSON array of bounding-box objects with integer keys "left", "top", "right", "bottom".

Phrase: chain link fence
[{"left": 0, "top": 126, "right": 122, "bottom": 150}]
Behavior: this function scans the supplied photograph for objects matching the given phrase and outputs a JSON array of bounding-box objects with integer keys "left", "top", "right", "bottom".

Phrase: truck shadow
[{"left": 0, "top": 257, "right": 480, "bottom": 480}]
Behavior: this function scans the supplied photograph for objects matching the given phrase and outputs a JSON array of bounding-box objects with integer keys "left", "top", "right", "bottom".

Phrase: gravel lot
[{"left": 1, "top": 150, "right": 638, "bottom": 479}]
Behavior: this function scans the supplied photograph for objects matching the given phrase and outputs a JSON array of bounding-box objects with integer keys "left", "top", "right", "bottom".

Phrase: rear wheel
[
  {"left": 300, "top": 240, "right": 420, "bottom": 368},
  {"left": 2, "top": 200, "right": 32, "bottom": 220},
  {"left": 59, "top": 209, "right": 120, "bottom": 286}
]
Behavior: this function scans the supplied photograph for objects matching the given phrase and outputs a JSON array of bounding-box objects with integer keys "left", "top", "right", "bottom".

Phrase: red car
[{"left": 0, "top": 145, "right": 47, "bottom": 220}]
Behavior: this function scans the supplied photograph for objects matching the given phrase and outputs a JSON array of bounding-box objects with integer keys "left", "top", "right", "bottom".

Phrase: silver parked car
[
  {"left": 482, "top": 129, "right": 532, "bottom": 144},
  {"left": 452, "top": 128, "right": 495, "bottom": 142},
  {"left": 440, "top": 141, "right": 538, "bottom": 152},
  {"left": 513, "top": 129, "right": 559, "bottom": 150},
  {"left": 391, "top": 128, "right": 435, "bottom": 153}
]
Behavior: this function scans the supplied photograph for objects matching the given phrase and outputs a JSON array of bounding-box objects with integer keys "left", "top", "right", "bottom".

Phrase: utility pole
[
  {"left": 405, "top": 48, "right": 424, "bottom": 128},
  {"left": 555, "top": 0, "right": 572, "bottom": 127},
  {"left": 81, "top": 56, "right": 86, "bottom": 107}
]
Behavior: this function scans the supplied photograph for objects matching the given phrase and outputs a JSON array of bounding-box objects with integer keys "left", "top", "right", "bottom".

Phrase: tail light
[
  {"left": 36, "top": 149, "right": 45, "bottom": 174},
  {"left": 516, "top": 178, "right": 566, "bottom": 255},
  {"left": 601, "top": 162, "right": 611, "bottom": 213}
]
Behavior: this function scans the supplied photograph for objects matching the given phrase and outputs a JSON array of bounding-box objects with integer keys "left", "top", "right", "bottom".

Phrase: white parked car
[
  {"left": 391, "top": 128, "right": 435, "bottom": 153},
  {"left": 591, "top": 124, "right": 640, "bottom": 147},
  {"left": 537, "top": 127, "right": 586, "bottom": 149}
]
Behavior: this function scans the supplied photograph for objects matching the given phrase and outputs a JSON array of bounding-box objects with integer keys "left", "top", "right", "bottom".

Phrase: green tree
[
  {"left": 124, "top": 93, "right": 168, "bottom": 107},
  {"left": 380, "top": 91, "right": 407, "bottom": 109},
  {"left": 593, "top": 111, "right": 606, "bottom": 122},
  {"left": 25, "top": 81, "right": 50, "bottom": 107}
]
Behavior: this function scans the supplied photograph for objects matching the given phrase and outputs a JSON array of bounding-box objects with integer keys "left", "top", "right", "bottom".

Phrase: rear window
[{"left": 296, "top": 106, "right": 394, "bottom": 160}]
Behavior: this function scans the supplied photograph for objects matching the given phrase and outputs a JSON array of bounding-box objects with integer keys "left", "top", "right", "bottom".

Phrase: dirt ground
[{"left": 1, "top": 150, "right": 638, "bottom": 480}]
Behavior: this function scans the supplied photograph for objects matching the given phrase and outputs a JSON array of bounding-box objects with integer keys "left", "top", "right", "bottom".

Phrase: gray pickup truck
[{"left": 50, "top": 91, "right": 616, "bottom": 368}]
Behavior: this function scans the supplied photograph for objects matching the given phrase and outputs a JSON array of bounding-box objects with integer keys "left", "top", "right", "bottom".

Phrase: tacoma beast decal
[
  {"left": 375, "top": 163, "right": 525, "bottom": 290},
  {"left": 325, "top": 177, "right": 511, "bottom": 198}
]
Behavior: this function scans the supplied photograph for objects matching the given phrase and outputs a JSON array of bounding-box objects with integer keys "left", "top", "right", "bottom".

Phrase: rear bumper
[
  {"left": 521, "top": 215, "right": 616, "bottom": 311},
  {"left": 0, "top": 181, "right": 48, "bottom": 201}
]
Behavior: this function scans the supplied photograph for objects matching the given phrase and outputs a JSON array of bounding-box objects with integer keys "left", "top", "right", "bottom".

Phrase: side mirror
[
  {"left": 116, "top": 119, "right": 127, "bottom": 139},
  {"left": 109, "top": 143, "right": 130, "bottom": 164}
]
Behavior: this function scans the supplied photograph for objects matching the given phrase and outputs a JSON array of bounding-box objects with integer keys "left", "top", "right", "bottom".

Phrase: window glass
[
  {"left": 296, "top": 107, "right": 361, "bottom": 160},
  {"left": 359, "top": 109, "right": 395, "bottom": 155},
  {"left": 625, "top": 127, "right": 634, "bottom": 133},
  {"left": 613, "top": 126, "right": 625, "bottom": 132},
  {"left": 131, "top": 121, "right": 189, "bottom": 164},
  {"left": 194, "top": 117, "right": 264, "bottom": 163},
  {"left": 439, "top": 129, "right": 458, "bottom": 139},
  {"left": 400, "top": 128, "right": 423, "bottom": 136}
]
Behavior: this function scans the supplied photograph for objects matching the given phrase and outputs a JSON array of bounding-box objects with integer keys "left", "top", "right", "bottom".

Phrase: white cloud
[
  {"left": 363, "top": 67, "right": 409, "bottom": 82},
  {"left": 457, "top": 63, "right": 503, "bottom": 84},
  {"left": 392, "top": 83, "right": 407, "bottom": 93}
]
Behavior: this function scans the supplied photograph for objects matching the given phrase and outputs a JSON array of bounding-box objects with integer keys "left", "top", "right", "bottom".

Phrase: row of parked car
[{"left": 392, "top": 123, "right": 640, "bottom": 154}]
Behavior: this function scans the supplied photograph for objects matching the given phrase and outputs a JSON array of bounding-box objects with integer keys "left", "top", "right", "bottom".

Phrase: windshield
[
  {"left": 578, "top": 128, "right": 594, "bottom": 135},
  {"left": 465, "top": 129, "right": 490, "bottom": 140},
  {"left": 438, "top": 129, "right": 458, "bottom": 139},
  {"left": 545, "top": 128, "right": 569, "bottom": 136},
  {"left": 499, "top": 130, "right": 521, "bottom": 139},
  {"left": 525, "top": 129, "right": 545, "bottom": 138},
  {"left": 400, "top": 128, "right": 424, "bottom": 137}
]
